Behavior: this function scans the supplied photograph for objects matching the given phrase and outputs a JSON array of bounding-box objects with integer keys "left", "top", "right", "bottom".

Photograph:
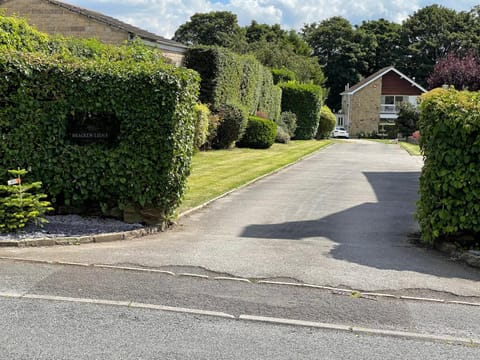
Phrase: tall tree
[
  {"left": 302, "top": 17, "right": 371, "bottom": 110},
  {"left": 358, "top": 19, "right": 404, "bottom": 73},
  {"left": 173, "top": 11, "right": 246, "bottom": 51},
  {"left": 401, "top": 5, "right": 472, "bottom": 86}
]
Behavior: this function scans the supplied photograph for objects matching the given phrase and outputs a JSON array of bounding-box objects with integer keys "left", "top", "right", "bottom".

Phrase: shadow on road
[{"left": 241, "top": 172, "right": 480, "bottom": 280}]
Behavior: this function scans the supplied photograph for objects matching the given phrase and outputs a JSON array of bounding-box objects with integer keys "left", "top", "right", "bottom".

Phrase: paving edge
[
  {"left": 0, "top": 291, "right": 478, "bottom": 347},
  {"left": 0, "top": 143, "right": 333, "bottom": 248},
  {"left": 1, "top": 257, "right": 479, "bottom": 307},
  {"left": 0, "top": 226, "right": 164, "bottom": 248}
]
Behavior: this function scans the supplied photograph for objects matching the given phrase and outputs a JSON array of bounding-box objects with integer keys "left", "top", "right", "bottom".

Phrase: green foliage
[
  {"left": 279, "top": 82, "right": 323, "bottom": 139},
  {"left": 302, "top": 17, "right": 369, "bottom": 110},
  {"left": 0, "top": 169, "right": 53, "bottom": 233},
  {"left": 271, "top": 68, "right": 296, "bottom": 84},
  {"left": 237, "top": 116, "right": 277, "bottom": 149},
  {"left": 402, "top": 5, "right": 474, "bottom": 87},
  {"left": 193, "top": 103, "right": 211, "bottom": 150},
  {"left": 279, "top": 111, "right": 298, "bottom": 138},
  {"left": 275, "top": 126, "right": 290, "bottom": 143},
  {"left": 0, "top": 14, "right": 49, "bottom": 52},
  {"left": 184, "top": 46, "right": 281, "bottom": 121},
  {"left": 417, "top": 89, "right": 480, "bottom": 243},
  {"left": 212, "top": 104, "right": 248, "bottom": 149},
  {"left": 316, "top": 105, "right": 337, "bottom": 139},
  {"left": 202, "top": 113, "right": 221, "bottom": 150},
  {"left": 396, "top": 102, "right": 419, "bottom": 138},
  {"left": 173, "top": 11, "right": 246, "bottom": 52},
  {"left": 0, "top": 44, "right": 200, "bottom": 224}
]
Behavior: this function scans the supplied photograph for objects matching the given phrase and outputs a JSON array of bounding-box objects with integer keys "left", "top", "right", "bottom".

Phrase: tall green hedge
[
  {"left": 184, "top": 46, "right": 281, "bottom": 121},
  {"left": 279, "top": 82, "right": 323, "bottom": 140},
  {"left": 417, "top": 88, "right": 480, "bottom": 243},
  {"left": 0, "top": 50, "right": 200, "bottom": 224}
]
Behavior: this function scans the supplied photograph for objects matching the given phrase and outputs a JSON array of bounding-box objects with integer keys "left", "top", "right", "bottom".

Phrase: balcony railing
[{"left": 380, "top": 104, "right": 397, "bottom": 114}]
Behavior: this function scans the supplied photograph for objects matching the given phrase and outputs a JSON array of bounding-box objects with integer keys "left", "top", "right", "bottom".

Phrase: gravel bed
[{"left": 0, "top": 215, "right": 143, "bottom": 241}]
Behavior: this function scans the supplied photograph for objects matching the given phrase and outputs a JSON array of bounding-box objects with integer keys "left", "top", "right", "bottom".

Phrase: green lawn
[
  {"left": 178, "top": 140, "right": 332, "bottom": 213},
  {"left": 399, "top": 141, "right": 422, "bottom": 156}
]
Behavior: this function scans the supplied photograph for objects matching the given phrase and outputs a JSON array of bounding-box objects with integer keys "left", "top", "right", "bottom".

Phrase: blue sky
[{"left": 65, "top": 1, "right": 479, "bottom": 39}]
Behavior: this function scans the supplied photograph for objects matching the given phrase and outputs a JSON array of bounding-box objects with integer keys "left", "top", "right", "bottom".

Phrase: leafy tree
[
  {"left": 401, "top": 5, "right": 473, "bottom": 86},
  {"left": 173, "top": 11, "right": 246, "bottom": 51},
  {"left": 246, "top": 40, "right": 325, "bottom": 86},
  {"left": 428, "top": 52, "right": 480, "bottom": 91},
  {"left": 395, "top": 102, "right": 419, "bottom": 138},
  {"left": 358, "top": 19, "right": 404, "bottom": 73},
  {"left": 302, "top": 17, "right": 371, "bottom": 110}
]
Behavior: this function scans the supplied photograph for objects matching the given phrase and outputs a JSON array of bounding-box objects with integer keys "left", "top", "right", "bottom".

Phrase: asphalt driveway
[{"left": 1, "top": 141, "right": 479, "bottom": 296}]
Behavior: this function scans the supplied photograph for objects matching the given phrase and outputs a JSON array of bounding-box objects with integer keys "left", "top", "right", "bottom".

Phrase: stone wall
[
  {"left": 1, "top": 0, "right": 129, "bottom": 44},
  {"left": 349, "top": 78, "right": 382, "bottom": 136}
]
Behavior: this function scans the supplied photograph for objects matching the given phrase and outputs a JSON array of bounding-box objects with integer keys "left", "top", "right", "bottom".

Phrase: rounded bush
[
  {"left": 316, "top": 105, "right": 336, "bottom": 139},
  {"left": 237, "top": 116, "right": 277, "bottom": 149},
  {"left": 280, "top": 111, "right": 297, "bottom": 137},
  {"left": 212, "top": 103, "right": 248, "bottom": 149},
  {"left": 275, "top": 125, "right": 290, "bottom": 143}
]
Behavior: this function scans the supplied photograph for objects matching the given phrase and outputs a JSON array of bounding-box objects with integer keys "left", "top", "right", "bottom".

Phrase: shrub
[
  {"left": 279, "top": 82, "right": 323, "bottom": 139},
  {"left": 237, "top": 116, "right": 277, "bottom": 149},
  {"left": 0, "top": 169, "right": 53, "bottom": 233},
  {"left": 271, "top": 68, "right": 295, "bottom": 84},
  {"left": 279, "top": 111, "right": 297, "bottom": 138},
  {"left": 416, "top": 88, "right": 480, "bottom": 244},
  {"left": 202, "top": 113, "right": 221, "bottom": 150},
  {"left": 275, "top": 126, "right": 290, "bottom": 143},
  {"left": 396, "top": 102, "right": 419, "bottom": 139},
  {"left": 193, "top": 103, "right": 211, "bottom": 150},
  {"left": 212, "top": 103, "right": 248, "bottom": 149},
  {"left": 316, "top": 105, "right": 336, "bottom": 139}
]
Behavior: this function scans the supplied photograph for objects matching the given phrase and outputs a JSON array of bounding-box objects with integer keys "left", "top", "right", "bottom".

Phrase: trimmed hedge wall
[
  {"left": 184, "top": 46, "right": 281, "bottom": 121},
  {"left": 417, "top": 88, "right": 480, "bottom": 243},
  {"left": 237, "top": 116, "right": 277, "bottom": 149},
  {"left": 280, "top": 82, "right": 323, "bottom": 140},
  {"left": 0, "top": 50, "right": 200, "bottom": 224}
]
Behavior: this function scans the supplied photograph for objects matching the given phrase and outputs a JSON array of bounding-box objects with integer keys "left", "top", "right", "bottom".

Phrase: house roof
[
  {"left": 340, "top": 66, "right": 427, "bottom": 95},
  {"left": 0, "top": 0, "right": 187, "bottom": 52}
]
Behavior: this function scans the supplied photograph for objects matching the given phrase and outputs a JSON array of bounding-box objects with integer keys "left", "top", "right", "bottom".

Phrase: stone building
[
  {"left": 337, "top": 67, "right": 426, "bottom": 137},
  {"left": 0, "top": 0, "right": 186, "bottom": 66}
]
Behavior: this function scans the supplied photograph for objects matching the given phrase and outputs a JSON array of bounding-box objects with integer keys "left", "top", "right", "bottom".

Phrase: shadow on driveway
[{"left": 241, "top": 172, "right": 480, "bottom": 280}]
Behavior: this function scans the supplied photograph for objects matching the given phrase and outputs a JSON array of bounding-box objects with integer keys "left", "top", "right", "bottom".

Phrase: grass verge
[
  {"left": 178, "top": 140, "right": 332, "bottom": 213},
  {"left": 399, "top": 141, "right": 422, "bottom": 156}
]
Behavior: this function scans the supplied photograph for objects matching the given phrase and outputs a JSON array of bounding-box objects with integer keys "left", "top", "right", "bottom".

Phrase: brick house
[
  {"left": 0, "top": 0, "right": 187, "bottom": 66},
  {"left": 336, "top": 67, "right": 426, "bottom": 137}
]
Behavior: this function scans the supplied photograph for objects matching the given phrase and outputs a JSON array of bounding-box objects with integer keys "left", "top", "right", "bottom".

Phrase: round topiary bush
[
  {"left": 212, "top": 104, "right": 248, "bottom": 149},
  {"left": 237, "top": 116, "right": 277, "bottom": 149},
  {"left": 316, "top": 105, "right": 336, "bottom": 139}
]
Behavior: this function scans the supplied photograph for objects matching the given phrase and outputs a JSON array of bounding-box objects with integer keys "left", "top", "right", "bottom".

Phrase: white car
[{"left": 331, "top": 126, "right": 349, "bottom": 138}]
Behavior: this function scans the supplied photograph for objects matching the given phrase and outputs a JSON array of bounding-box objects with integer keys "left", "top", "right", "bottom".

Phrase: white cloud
[{"left": 65, "top": 0, "right": 479, "bottom": 38}]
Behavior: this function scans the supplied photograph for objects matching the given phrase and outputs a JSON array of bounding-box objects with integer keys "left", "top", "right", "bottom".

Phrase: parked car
[{"left": 331, "top": 126, "right": 349, "bottom": 138}]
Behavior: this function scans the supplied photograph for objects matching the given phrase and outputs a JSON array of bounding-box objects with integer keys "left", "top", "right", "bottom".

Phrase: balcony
[{"left": 380, "top": 104, "right": 397, "bottom": 114}]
